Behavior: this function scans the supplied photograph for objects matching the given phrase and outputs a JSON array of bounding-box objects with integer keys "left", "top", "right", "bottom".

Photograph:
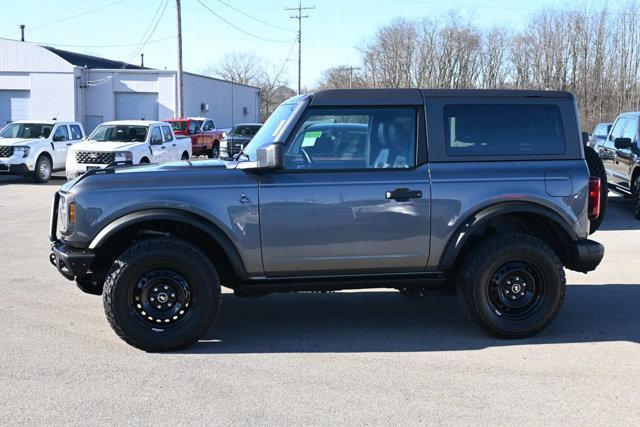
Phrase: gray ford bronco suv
[{"left": 50, "top": 89, "right": 605, "bottom": 352}]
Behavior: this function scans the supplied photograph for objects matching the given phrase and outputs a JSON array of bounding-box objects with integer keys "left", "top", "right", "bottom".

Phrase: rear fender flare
[{"left": 438, "top": 202, "right": 578, "bottom": 270}]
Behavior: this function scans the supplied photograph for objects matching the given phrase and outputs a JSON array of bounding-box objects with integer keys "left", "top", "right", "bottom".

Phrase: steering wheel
[{"left": 300, "top": 147, "right": 314, "bottom": 166}]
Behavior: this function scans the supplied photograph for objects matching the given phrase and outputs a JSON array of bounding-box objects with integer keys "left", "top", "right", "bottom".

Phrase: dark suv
[
  {"left": 50, "top": 89, "right": 604, "bottom": 352},
  {"left": 594, "top": 112, "right": 640, "bottom": 217}
]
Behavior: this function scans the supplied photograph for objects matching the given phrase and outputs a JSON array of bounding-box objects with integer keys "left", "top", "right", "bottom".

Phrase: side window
[
  {"left": 608, "top": 118, "right": 627, "bottom": 147},
  {"left": 53, "top": 125, "right": 69, "bottom": 141},
  {"left": 162, "top": 126, "right": 173, "bottom": 142},
  {"left": 285, "top": 107, "right": 416, "bottom": 170},
  {"left": 444, "top": 104, "right": 565, "bottom": 156},
  {"left": 70, "top": 124, "right": 83, "bottom": 140},
  {"left": 150, "top": 127, "right": 163, "bottom": 144},
  {"left": 202, "top": 120, "right": 214, "bottom": 131},
  {"left": 188, "top": 121, "right": 200, "bottom": 134},
  {"left": 622, "top": 118, "right": 637, "bottom": 141}
]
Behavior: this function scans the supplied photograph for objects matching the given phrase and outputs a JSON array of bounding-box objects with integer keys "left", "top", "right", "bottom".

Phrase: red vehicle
[{"left": 164, "top": 117, "right": 226, "bottom": 158}]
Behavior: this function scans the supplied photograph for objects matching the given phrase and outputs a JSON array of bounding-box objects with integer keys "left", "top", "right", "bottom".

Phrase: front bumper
[
  {"left": 50, "top": 240, "right": 95, "bottom": 280},
  {"left": 0, "top": 162, "right": 30, "bottom": 175},
  {"left": 568, "top": 239, "right": 604, "bottom": 273}
]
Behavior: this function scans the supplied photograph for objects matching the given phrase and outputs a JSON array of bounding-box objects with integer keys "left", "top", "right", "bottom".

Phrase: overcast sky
[{"left": 1, "top": 0, "right": 610, "bottom": 87}]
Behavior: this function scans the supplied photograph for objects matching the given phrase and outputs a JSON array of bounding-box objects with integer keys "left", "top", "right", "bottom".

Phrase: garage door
[
  {"left": 115, "top": 92, "right": 158, "bottom": 121},
  {"left": 0, "top": 90, "right": 30, "bottom": 126}
]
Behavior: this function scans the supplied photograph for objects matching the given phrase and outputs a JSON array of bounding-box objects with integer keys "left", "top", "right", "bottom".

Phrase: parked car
[
  {"left": 220, "top": 123, "right": 262, "bottom": 158},
  {"left": 50, "top": 89, "right": 604, "bottom": 352},
  {"left": 0, "top": 120, "right": 85, "bottom": 182},
  {"left": 65, "top": 120, "right": 191, "bottom": 180},
  {"left": 165, "top": 117, "right": 225, "bottom": 158},
  {"left": 588, "top": 122, "right": 612, "bottom": 148},
  {"left": 593, "top": 112, "right": 640, "bottom": 217}
]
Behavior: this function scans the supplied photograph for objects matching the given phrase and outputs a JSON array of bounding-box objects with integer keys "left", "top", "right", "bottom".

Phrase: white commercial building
[{"left": 0, "top": 38, "right": 260, "bottom": 132}]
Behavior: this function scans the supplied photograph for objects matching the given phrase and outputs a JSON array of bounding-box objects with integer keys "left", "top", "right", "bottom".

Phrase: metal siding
[
  {"left": 115, "top": 92, "right": 159, "bottom": 120},
  {"left": 0, "top": 90, "right": 30, "bottom": 125}
]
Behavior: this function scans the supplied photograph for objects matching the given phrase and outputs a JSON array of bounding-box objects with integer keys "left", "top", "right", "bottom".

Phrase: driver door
[
  {"left": 149, "top": 126, "right": 168, "bottom": 164},
  {"left": 258, "top": 106, "right": 431, "bottom": 277},
  {"left": 51, "top": 125, "right": 70, "bottom": 168}
]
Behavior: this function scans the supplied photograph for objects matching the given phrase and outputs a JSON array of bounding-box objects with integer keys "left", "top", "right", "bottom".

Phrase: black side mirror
[
  {"left": 614, "top": 137, "right": 632, "bottom": 149},
  {"left": 151, "top": 137, "right": 163, "bottom": 145},
  {"left": 53, "top": 135, "right": 65, "bottom": 142}
]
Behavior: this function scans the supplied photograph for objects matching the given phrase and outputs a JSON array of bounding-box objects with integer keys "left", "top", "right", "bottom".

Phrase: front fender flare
[{"left": 88, "top": 208, "right": 247, "bottom": 279}]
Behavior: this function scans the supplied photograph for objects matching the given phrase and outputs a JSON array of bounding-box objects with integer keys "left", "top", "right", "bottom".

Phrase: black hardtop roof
[{"left": 310, "top": 88, "right": 574, "bottom": 106}]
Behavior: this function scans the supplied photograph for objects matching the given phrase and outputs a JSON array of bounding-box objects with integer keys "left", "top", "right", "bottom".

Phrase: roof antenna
[{"left": 19, "top": 24, "right": 25, "bottom": 42}]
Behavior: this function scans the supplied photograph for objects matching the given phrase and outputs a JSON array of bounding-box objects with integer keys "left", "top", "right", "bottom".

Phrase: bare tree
[{"left": 202, "top": 51, "right": 262, "bottom": 86}]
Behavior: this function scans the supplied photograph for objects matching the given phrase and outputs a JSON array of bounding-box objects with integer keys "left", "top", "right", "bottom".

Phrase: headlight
[
  {"left": 114, "top": 151, "right": 132, "bottom": 162},
  {"left": 57, "top": 193, "right": 75, "bottom": 235},
  {"left": 13, "top": 146, "right": 30, "bottom": 158}
]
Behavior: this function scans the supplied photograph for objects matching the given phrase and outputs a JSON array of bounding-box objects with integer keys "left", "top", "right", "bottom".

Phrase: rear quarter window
[{"left": 444, "top": 104, "right": 566, "bottom": 156}]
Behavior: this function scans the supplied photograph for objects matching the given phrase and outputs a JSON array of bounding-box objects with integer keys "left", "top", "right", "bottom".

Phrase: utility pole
[
  {"left": 140, "top": 53, "right": 144, "bottom": 67},
  {"left": 19, "top": 25, "right": 25, "bottom": 42},
  {"left": 176, "top": 0, "right": 184, "bottom": 118},
  {"left": 286, "top": 1, "right": 314, "bottom": 95},
  {"left": 340, "top": 66, "right": 361, "bottom": 89}
]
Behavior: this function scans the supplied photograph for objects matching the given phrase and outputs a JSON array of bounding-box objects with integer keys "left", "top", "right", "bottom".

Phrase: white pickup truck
[
  {"left": 66, "top": 120, "right": 192, "bottom": 179},
  {"left": 0, "top": 120, "right": 85, "bottom": 182}
]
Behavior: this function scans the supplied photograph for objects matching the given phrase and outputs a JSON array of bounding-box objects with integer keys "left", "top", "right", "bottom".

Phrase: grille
[
  {"left": 0, "top": 146, "right": 14, "bottom": 158},
  {"left": 76, "top": 151, "right": 115, "bottom": 164}
]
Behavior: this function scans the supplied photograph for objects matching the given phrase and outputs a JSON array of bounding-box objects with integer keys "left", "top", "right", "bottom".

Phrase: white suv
[
  {"left": 66, "top": 120, "right": 192, "bottom": 179},
  {"left": 0, "top": 120, "right": 85, "bottom": 182}
]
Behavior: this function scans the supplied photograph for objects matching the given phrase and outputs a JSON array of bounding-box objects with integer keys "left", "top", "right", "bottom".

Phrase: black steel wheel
[
  {"left": 457, "top": 233, "right": 565, "bottom": 338},
  {"left": 130, "top": 269, "right": 194, "bottom": 327},
  {"left": 103, "top": 237, "right": 221, "bottom": 352}
]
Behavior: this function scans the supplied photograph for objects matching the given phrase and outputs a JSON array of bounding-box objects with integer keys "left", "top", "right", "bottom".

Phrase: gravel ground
[{"left": 1, "top": 174, "right": 639, "bottom": 425}]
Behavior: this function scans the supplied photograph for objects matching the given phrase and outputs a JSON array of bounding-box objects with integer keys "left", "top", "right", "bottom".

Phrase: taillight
[{"left": 588, "top": 177, "right": 601, "bottom": 220}]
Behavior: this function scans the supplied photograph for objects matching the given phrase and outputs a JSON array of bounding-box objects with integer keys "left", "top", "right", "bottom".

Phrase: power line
[
  {"left": 213, "top": 0, "right": 294, "bottom": 32},
  {"left": 0, "top": 35, "right": 175, "bottom": 49},
  {"left": 195, "top": 0, "right": 295, "bottom": 43},
  {"left": 85, "top": 0, "right": 170, "bottom": 86},
  {"left": 18, "top": 0, "right": 126, "bottom": 36}
]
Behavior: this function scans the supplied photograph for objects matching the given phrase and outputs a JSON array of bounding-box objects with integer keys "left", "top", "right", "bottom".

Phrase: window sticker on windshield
[{"left": 272, "top": 120, "right": 286, "bottom": 137}]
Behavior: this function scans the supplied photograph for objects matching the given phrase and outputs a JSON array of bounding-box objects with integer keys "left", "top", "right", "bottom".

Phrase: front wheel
[
  {"left": 456, "top": 233, "right": 565, "bottom": 338},
  {"left": 102, "top": 237, "right": 221, "bottom": 352},
  {"left": 32, "top": 155, "right": 52, "bottom": 183},
  {"left": 208, "top": 145, "right": 220, "bottom": 159}
]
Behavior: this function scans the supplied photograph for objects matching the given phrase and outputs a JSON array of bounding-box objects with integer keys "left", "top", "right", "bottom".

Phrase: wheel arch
[
  {"left": 439, "top": 201, "right": 579, "bottom": 270},
  {"left": 88, "top": 208, "right": 247, "bottom": 284}
]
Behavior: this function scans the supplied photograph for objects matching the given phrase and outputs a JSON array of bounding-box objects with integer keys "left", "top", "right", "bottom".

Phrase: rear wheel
[
  {"left": 584, "top": 145, "right": 607, "bottom": 233},
  {"left": 32, "top": 155, "right": 52, "bottom": 183},
  {"left": 102, "top": 237, "right": 221, "bottom": 352},
  {"left": 457, "top": 233, "right": 565, "bottom": 338},
  {"left": 181, "top": 151, "right": 189, "bottom": 160}
]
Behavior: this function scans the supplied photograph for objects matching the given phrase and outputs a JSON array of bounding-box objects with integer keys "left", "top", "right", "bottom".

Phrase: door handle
[
  {"left": 172, "top": 143, "right": 176, "bottom": 147},
  {"left": 385, "top": 188, "right": 423, "bottom": 201},
  {"left": 66, "top": 143, "right": 72, "bottom": 146},
  {"left": 161, "top": 146, "right": 166, "bottom": 149}
]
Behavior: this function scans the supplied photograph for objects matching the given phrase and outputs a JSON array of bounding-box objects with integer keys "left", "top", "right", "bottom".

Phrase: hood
[
  {"left": 0, "top": 137, "right": 39, "bottom": 146},
  {"left": 71, "top": 139, "right": 146, "bottom": 152},
  {"left": 227, "top": 134, "right": 253, "bottom": 143}
]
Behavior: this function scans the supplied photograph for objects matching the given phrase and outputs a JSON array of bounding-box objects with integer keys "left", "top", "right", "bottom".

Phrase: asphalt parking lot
[{"left": 1, "top": 173, "right": 639, "bottom": 424}]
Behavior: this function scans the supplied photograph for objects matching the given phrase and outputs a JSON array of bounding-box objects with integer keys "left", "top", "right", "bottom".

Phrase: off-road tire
[
  {"left": 456, "top": 233, "right": 565, "bottom": 338},
  {"left": 32, "top": 155, "right": 52, "bottom": 183},
  {"left": 103, "top": 237, "right": 221, "bottom": 352},
  {"left": 633, "top": 175, "right": 640, "bottom": 219},
  {"left": 584, "top": 145, "right": 607, "bottom": 233}
]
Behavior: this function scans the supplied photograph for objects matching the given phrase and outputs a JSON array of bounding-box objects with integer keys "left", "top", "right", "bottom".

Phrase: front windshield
[
  {"left": 230, "top": 125, "right": 261, "bottom": 137},
  {"left": 168, "top": 121, "right": 187, "bottom": 131},
  {"left": 240, "top": 102, "right": 300, "bottom": 160},
  {"left": 0, "top": 123, "right": 53, "bottom": 139},
  {"left": 89, "top": 125, "right": 148, "bottom": 142}
]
